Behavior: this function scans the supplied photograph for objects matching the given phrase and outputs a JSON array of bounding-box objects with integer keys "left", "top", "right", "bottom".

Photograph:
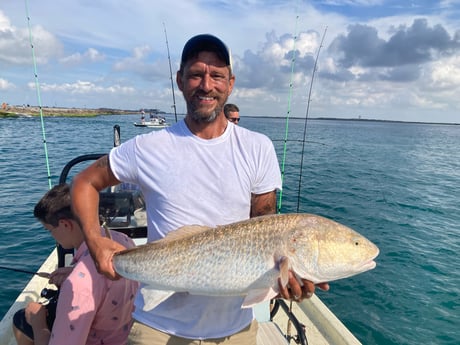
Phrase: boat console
[{"left": 57, "top": 153, "right": 147, "bottom": 267}]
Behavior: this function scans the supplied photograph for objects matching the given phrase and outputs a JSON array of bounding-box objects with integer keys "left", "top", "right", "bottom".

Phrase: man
[
  {"left": 12, "top": 184, "right": 138, "bottom": 345},
  {"left": 224, "top": 103, "right": 240, "bottom": 124},
  {"left": 71, "top": 34, "right": 327, "bottom": 344}
]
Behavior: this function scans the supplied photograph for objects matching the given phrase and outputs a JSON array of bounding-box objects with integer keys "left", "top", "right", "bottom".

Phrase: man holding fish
[{"left": 72, "top": 34, "right": 329, "bottom": 344}]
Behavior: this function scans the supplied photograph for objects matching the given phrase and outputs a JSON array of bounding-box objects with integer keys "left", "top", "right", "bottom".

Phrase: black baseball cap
[{"left": 180, "top": 34, "right": 232, "bottom": 72}]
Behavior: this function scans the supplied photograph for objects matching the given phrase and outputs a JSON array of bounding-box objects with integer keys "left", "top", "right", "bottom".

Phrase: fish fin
[
  {"left": 140, "top": 286, "right": 175, "bottom": 311},
  {"left": 160, "top": 225, "right": 213, "bottom": 243},
  {"left": 242, "top": 288, "right": 279, "bottom": 308},
  {"left": 278, "top": 256, "right": 290, "bottom": 288}
]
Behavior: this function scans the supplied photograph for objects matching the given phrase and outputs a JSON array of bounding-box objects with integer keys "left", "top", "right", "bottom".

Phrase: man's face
[
  {"left": 177, "top": 51, "right": 235, "bottom": 123},
  {"left": 227, "top": 111, "right": 240, "bottom": 124}
]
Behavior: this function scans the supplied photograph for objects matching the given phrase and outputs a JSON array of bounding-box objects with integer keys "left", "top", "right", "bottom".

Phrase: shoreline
[
  {"left": 0, "top": 106, "right": 138, "bottom": 118},
  {"left": 2, "top": 106, "right": 458, "bottom": 126}
]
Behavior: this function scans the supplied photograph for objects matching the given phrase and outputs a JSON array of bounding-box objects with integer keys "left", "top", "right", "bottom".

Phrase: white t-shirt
[{"left": 109, "top": 120, "right": 282, "bottom": 339}]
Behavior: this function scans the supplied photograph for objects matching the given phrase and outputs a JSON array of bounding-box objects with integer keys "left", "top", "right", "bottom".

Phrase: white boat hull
[
  {"left": 133, "top": 121, "right": 170, "bottom": 128},
  {"left": 0, "top": 249, "right": 59, "bottom": 345}
]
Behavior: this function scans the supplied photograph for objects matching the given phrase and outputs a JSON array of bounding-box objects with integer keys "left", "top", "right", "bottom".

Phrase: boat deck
[{"left": 258, "top": 322, "right": 289, "bottom": 345}]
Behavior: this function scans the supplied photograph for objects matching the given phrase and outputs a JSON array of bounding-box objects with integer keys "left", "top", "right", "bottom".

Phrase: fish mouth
[
  {"left": 360, "top": 248, "right": 379, "bottom": 271},
  {"left": 365, "top": 260, "right": 376, "bottom": 270},
  {"left": 357, "top": 259, "right": 377, "bottom": 272}
]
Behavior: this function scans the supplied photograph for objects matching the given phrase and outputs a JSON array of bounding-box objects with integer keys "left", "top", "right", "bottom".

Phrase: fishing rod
[
  {"left": 24, "top": 0, "right": 52, "bottom": 189},
  {"left": 295, "top": 26, "right": 327, "bottom": 213},
  {"left": 0, "top": 265, "right": 50, "bottom": 278},
  {"left": 274, "top": 15, "right": 310, "bottom": 344},
  {"left": 163, "top": 22, "right": 178, "bottom": 123},
  {"left": 277, "top": 15, "right": 300, "bottom": 214}
]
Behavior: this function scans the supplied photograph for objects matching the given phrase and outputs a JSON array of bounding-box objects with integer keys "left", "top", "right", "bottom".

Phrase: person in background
[
  {"left": 224, "top": 103, "right": 240, "bottom": 124},
  {"left": 12, "top": 184, "right": 139, "bottom": 345},
  {"left": 71, "top": 34, "right": 328, "bottom": 345}
]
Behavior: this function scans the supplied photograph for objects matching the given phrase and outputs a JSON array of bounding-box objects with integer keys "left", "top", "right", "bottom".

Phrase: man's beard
[
  {"left": 186, "top": 89, "right": 228, "bottom": 123},
  {"left": 187, "top": 102, "right": 224, "bottom": 123},
  {"left": 189, "top": 106, "right": 221, "bottom": 123}
]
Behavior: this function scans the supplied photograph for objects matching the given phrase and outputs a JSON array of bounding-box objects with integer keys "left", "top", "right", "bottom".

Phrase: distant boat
[{"left": 134, "top": 115, "right": 170, "bottom": 128}]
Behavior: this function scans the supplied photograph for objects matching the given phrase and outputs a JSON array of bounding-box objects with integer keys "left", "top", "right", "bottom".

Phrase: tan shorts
[{"left": 128, "top": 319, "right": 259, "bottom": 345}]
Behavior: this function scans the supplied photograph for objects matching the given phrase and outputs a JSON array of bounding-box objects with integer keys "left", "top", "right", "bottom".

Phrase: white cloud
[
  {"left": 0, "top": 78, "right": 15, "bottom": 90},
  {"left": 29, "top": 80, "right": 136, "bottom": 95},
  {"left": 59, "top": 48, "right": 105, "bottom": 65},
  {"left": 428, "top": 56, "right": 460, "bottom": 89},
  {"left": 113, "top": 45, "right": 152, "bottom": 71},
  {"left": 0, "top": 11, "right": 62, "bottom": 66}
]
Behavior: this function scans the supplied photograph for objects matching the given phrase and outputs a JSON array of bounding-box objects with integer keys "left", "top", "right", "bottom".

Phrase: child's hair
[{"left": 34, "top": 184, "right": 74, "bottom": 226}]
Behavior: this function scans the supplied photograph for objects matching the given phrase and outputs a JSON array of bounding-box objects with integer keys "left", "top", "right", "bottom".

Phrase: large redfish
[{"left": 113, "top": 213, "right": 379, "bottom": 310}]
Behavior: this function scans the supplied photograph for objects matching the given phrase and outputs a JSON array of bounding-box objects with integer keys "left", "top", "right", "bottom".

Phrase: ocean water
[{"left": 0, "top": 114, "right": 459, "bottom": 345}]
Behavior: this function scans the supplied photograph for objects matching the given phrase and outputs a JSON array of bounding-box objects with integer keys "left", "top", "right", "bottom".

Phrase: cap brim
[{"left": 181, "top": 34, "right": 231, "bottom": 69}]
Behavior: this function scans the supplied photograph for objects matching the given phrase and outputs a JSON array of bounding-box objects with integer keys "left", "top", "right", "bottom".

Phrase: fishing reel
[{"left": 40, "top": 287, "right": 59, "bottom": 302}]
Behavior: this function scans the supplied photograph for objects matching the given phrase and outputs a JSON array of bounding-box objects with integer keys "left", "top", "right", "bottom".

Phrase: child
[{"left": 12, "top": 184, "right": 139, "bottom": 345}]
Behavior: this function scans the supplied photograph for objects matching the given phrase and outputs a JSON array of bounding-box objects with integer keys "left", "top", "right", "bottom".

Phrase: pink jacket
[{"left": 49, "top": 231, "right": 139, "bottom": 345}]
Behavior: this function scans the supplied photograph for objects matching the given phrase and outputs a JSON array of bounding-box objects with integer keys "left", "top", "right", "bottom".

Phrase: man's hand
[
  {"left": 87, "top": 236, "right": 127, "bottom": 280},
  {"left": 278, "top": 271, "right": 329, "bottom": 302}
]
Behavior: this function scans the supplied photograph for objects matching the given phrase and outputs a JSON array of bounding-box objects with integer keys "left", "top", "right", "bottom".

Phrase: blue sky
[{"left": 1, "top": 0, "right": 460, "bottom": 123}]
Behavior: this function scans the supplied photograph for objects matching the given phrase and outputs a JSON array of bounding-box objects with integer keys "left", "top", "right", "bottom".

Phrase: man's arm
[
  {"left": 71, "top": 155, "right": 124, "bottom": 279},
  {"left": 250, "top": 190, "right": 277, "bottom": 217},
  {"left": 251, "top": 190, "right": 330, "bottom": 301}
]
